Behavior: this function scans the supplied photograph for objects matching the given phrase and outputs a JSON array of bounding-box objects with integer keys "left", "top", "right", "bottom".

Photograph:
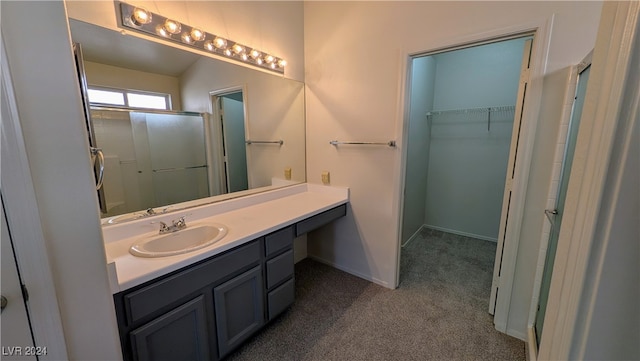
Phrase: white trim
[
  {"left": 0, "top": 37, "right": 69, "bottom": 360},
  {"left": 538, "top": 2, "right": 640, "bottom": 360},
  {"left": 423, "top": 225, "right": 497, "bottom": 243},
  {"left": 308, "top": 255, "right": 390, "bottom": 289},
  {"left": 393, "top": 46, "right": 413, "bottom": 288},
  {"left": 401, "top": 225, "right": 424, "bottom": 248},
  {"left": 528, "top": 326, "right": 538, "bottom": 361},
  {"left": 209, "top": 85, "right": 252, "bottom": 189},
  {"left": 505, "top": 327, "right": 527, "bottom": 342}
]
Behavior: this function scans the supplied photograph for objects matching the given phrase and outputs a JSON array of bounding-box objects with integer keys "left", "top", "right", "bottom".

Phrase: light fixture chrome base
[{"left": 118, "top": 2, "right": 285, "bottom": 74}]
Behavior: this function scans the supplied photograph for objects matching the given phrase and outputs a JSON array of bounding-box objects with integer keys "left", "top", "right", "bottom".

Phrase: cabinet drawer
[
  {"left": 264, "top": 226, "right": 294, "bottom": 258},
  {"left": 124, "top": 240, "right": 261, "bottom": 326},
  {"left": 266, "top": 249, "right": 294, "bottom": 289},
  {"left": 267, "top": 278, "right": 294, "bottom": 321},
  {"left": 295, "top": 204, "right": 347, "bottom": 236}
]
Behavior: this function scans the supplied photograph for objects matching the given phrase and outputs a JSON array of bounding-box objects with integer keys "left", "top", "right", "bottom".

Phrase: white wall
[
  {"left": 66, "top": 0, "right": 304, "bottom": 82},
  {"left": 432, "top": 39, "right": 526, "bottom": 110},
  {"left": 575, "top": 24, "right": 639, "bottom": 359},
  {"left": 180, "top": 56, "right": 306, "bottom": 188},
  {"left": 424, "top": 39, "right": 525, "bottom": 240},
  {"left": 581, "top": 103, "right": 639, "bottom": 360},
  {"left": 401, "top": 56, "right": 435, "bottom": 243},
  {"left": 1, "top": 1, "right": 122, "bottom": 359},
  {"left": 84, "top": 61, "right": 183, "bottom": 110},
  {"left": 304, "top": 1, "right": 602, "bottom": 338}
]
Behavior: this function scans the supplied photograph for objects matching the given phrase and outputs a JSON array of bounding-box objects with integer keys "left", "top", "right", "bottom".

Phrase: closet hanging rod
[
  {"left": 245, "top": 140, "right": 284, "bottom": 145},
  {"left": 330, "top": 140, "right": 396, "bottom": 147},
  {"left": 426, "top": 105, "right": 515, "bottom": 117}
]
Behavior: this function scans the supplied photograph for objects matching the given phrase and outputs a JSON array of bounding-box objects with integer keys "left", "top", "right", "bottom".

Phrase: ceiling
[{"left": 69, "top": 19, "right": 200, "bottom": 77}]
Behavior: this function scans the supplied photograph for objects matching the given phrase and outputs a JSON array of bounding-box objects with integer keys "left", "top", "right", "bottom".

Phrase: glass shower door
[
  {"left": 143, "top": 112, "right": 210, "bottom": 207},
  {"left": 535, "top": 64, "right": 591, "bottom": 345}
]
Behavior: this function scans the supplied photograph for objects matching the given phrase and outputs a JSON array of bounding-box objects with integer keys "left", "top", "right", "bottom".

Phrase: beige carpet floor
[{"left": 228, "top": 229, "right": 526, "bottom": 360}]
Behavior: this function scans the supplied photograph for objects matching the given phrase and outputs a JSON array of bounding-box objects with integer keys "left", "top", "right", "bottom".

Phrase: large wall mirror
[{"left": 68, "top": 19, "right": 306, "bottom": 224}]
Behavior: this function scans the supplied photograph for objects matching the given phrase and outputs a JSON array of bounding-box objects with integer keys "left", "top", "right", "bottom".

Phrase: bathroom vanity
[{"left": 102, "top": 184, "right": 348, "bottom": 360}]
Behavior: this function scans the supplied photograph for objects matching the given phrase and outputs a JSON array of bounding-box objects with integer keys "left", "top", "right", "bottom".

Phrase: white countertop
[{"left": 103, "top": 184, "right": 349, "bottom": 294}]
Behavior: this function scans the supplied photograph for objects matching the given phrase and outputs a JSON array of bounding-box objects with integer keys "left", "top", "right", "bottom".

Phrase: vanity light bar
[{"left": 119, "top": 2, "right": 286, "bottom": 74}]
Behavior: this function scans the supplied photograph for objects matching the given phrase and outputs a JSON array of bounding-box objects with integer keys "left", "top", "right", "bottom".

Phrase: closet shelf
[
  {"left": 426, "top": 105, "right": 516, "bottom": 117},
  {"left": 426, "top": 105, "right": 516, "bottom": 131}
]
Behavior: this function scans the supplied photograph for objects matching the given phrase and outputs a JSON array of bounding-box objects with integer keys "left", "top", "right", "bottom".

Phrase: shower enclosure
[{"left": 91, "top": 107, "right": 212, "bottom": 217}]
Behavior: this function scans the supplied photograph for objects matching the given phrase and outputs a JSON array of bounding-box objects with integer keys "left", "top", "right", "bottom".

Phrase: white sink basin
[{"left": 129, "top": 224, "right": 228, "bottom": 258}]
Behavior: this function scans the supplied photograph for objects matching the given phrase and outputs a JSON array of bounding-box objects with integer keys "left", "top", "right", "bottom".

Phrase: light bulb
[
  {"left": 204, "top": 40, "right": 215, "bottom": 51},
  {"left": 264, "top": 54, "right": 275, "bottom": 64},
  {"left": 241, "top": 53, "right": 248, "bottom": 61},
  {"left": 155, "top": 24, "right": 169, "bottom": 37},
  {"left": 224, "top": 49, "right": 232, "bottom": 56},
  {"left": 181, "top": 32, "right": 194, "bottom": 44},
  {"left": 164, "top": 19, "right": 181, "bottom": 34},
  {"left": 270, "top": 62, "right": 276, "bottom": 69},
  {"left": 277, "top": 59, "right": 287, "bottom": 67},
  {"left": 249, "top": 49, "right": 261, "bottom": 59},
  {"left": 213, "top": 37, "right": 227, "bottom": 49},
  {"left": 190, "top": 28, "right": 206, "bottom": 42},
  {"left": 232, "top": 44, "right": 244, "bottom": 55},
  {"left": 256, "top": 58, "right": 263, "bottom": 65},
  {"left": 131, "top": 8, "right": 152, "bottom": 25}
]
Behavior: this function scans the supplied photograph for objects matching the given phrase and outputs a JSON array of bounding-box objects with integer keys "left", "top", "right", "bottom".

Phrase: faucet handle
[
  {"left": 173, "top": 216, "right": 187, "bottom": 229},
  {"left": 158, "top": 221, "right": 170, "bottom": 233}
]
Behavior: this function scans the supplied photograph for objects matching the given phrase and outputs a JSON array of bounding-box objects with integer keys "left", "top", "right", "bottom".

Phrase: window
[{"left": 87, "top": 86, "right": 171, "bottom": 110}]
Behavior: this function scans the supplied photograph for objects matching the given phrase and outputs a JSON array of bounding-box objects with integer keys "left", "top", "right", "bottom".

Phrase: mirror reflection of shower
[{"left": 91, "top": 107, "right": 244, "bottom": 217}]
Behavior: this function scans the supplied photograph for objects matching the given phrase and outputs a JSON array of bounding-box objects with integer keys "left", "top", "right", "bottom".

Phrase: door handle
[
  {"left": 1, "top": 295, "right": 7, "bottom": 312},
  {"left": 544, "top": 209, "right": 558, "bottom": 224},
  {"left": 91, "top": 147, "right": 105, "bottom": 190}
]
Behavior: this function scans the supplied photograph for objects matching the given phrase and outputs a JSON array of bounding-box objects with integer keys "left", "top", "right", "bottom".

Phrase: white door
[
  {"left": 489, "top": 38, "right": 533, "bottom": 315},
  {"left": 1, "top": 200, "right": 37, "bottom": 360}
]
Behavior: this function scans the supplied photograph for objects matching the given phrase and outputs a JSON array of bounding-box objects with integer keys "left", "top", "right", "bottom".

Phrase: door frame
[
  {"left": 209, "top": 86, "right": 251, "bottom": 193},
  {"left": 1, "top": 37, "right": 68, "bottom": 359},
  {"left": 394, "top": 16, "right": 554, "bottom": 339},
  {"left": 537, "top": 2, "right": 640, "bottom": 359}
]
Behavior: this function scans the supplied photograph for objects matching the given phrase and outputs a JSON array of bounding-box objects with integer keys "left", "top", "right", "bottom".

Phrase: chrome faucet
[{"left": 158, "top": 216, "right": 187, "bottom": 234}]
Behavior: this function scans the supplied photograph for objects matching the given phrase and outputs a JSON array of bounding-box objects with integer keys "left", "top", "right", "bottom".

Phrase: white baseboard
[
  {"left": 307, "top": 255, "right": 391, "bottom": 289},
  {"left": 506, "top": 327, "right": 528, "bottom": 342},
  {"left": 424, "top": 224, "right": 498, "bottom": 242},
  {"left": 401, "top": 225, "right": 424, "bottom": 248},
  {"left": 527, "top": 326, "right": 538, "bottom": 361}
]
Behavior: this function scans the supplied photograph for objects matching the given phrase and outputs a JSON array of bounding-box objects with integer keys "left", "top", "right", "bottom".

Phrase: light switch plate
[{"left": 284, "top": 167, "right": 292, "bottom": 180}]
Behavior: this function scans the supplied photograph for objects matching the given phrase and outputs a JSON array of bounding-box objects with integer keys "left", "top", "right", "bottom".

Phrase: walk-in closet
[{"left": 400, "top": 37, "right": 532, "bottom": 290}]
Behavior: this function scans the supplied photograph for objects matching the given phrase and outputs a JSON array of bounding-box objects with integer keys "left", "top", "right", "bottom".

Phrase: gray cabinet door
[
  {"left": 130, "top": 295, "right": 213, "bottom": 361},
  {"left": 214, "top": 266, "right": 264, "bottom": 358}
]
